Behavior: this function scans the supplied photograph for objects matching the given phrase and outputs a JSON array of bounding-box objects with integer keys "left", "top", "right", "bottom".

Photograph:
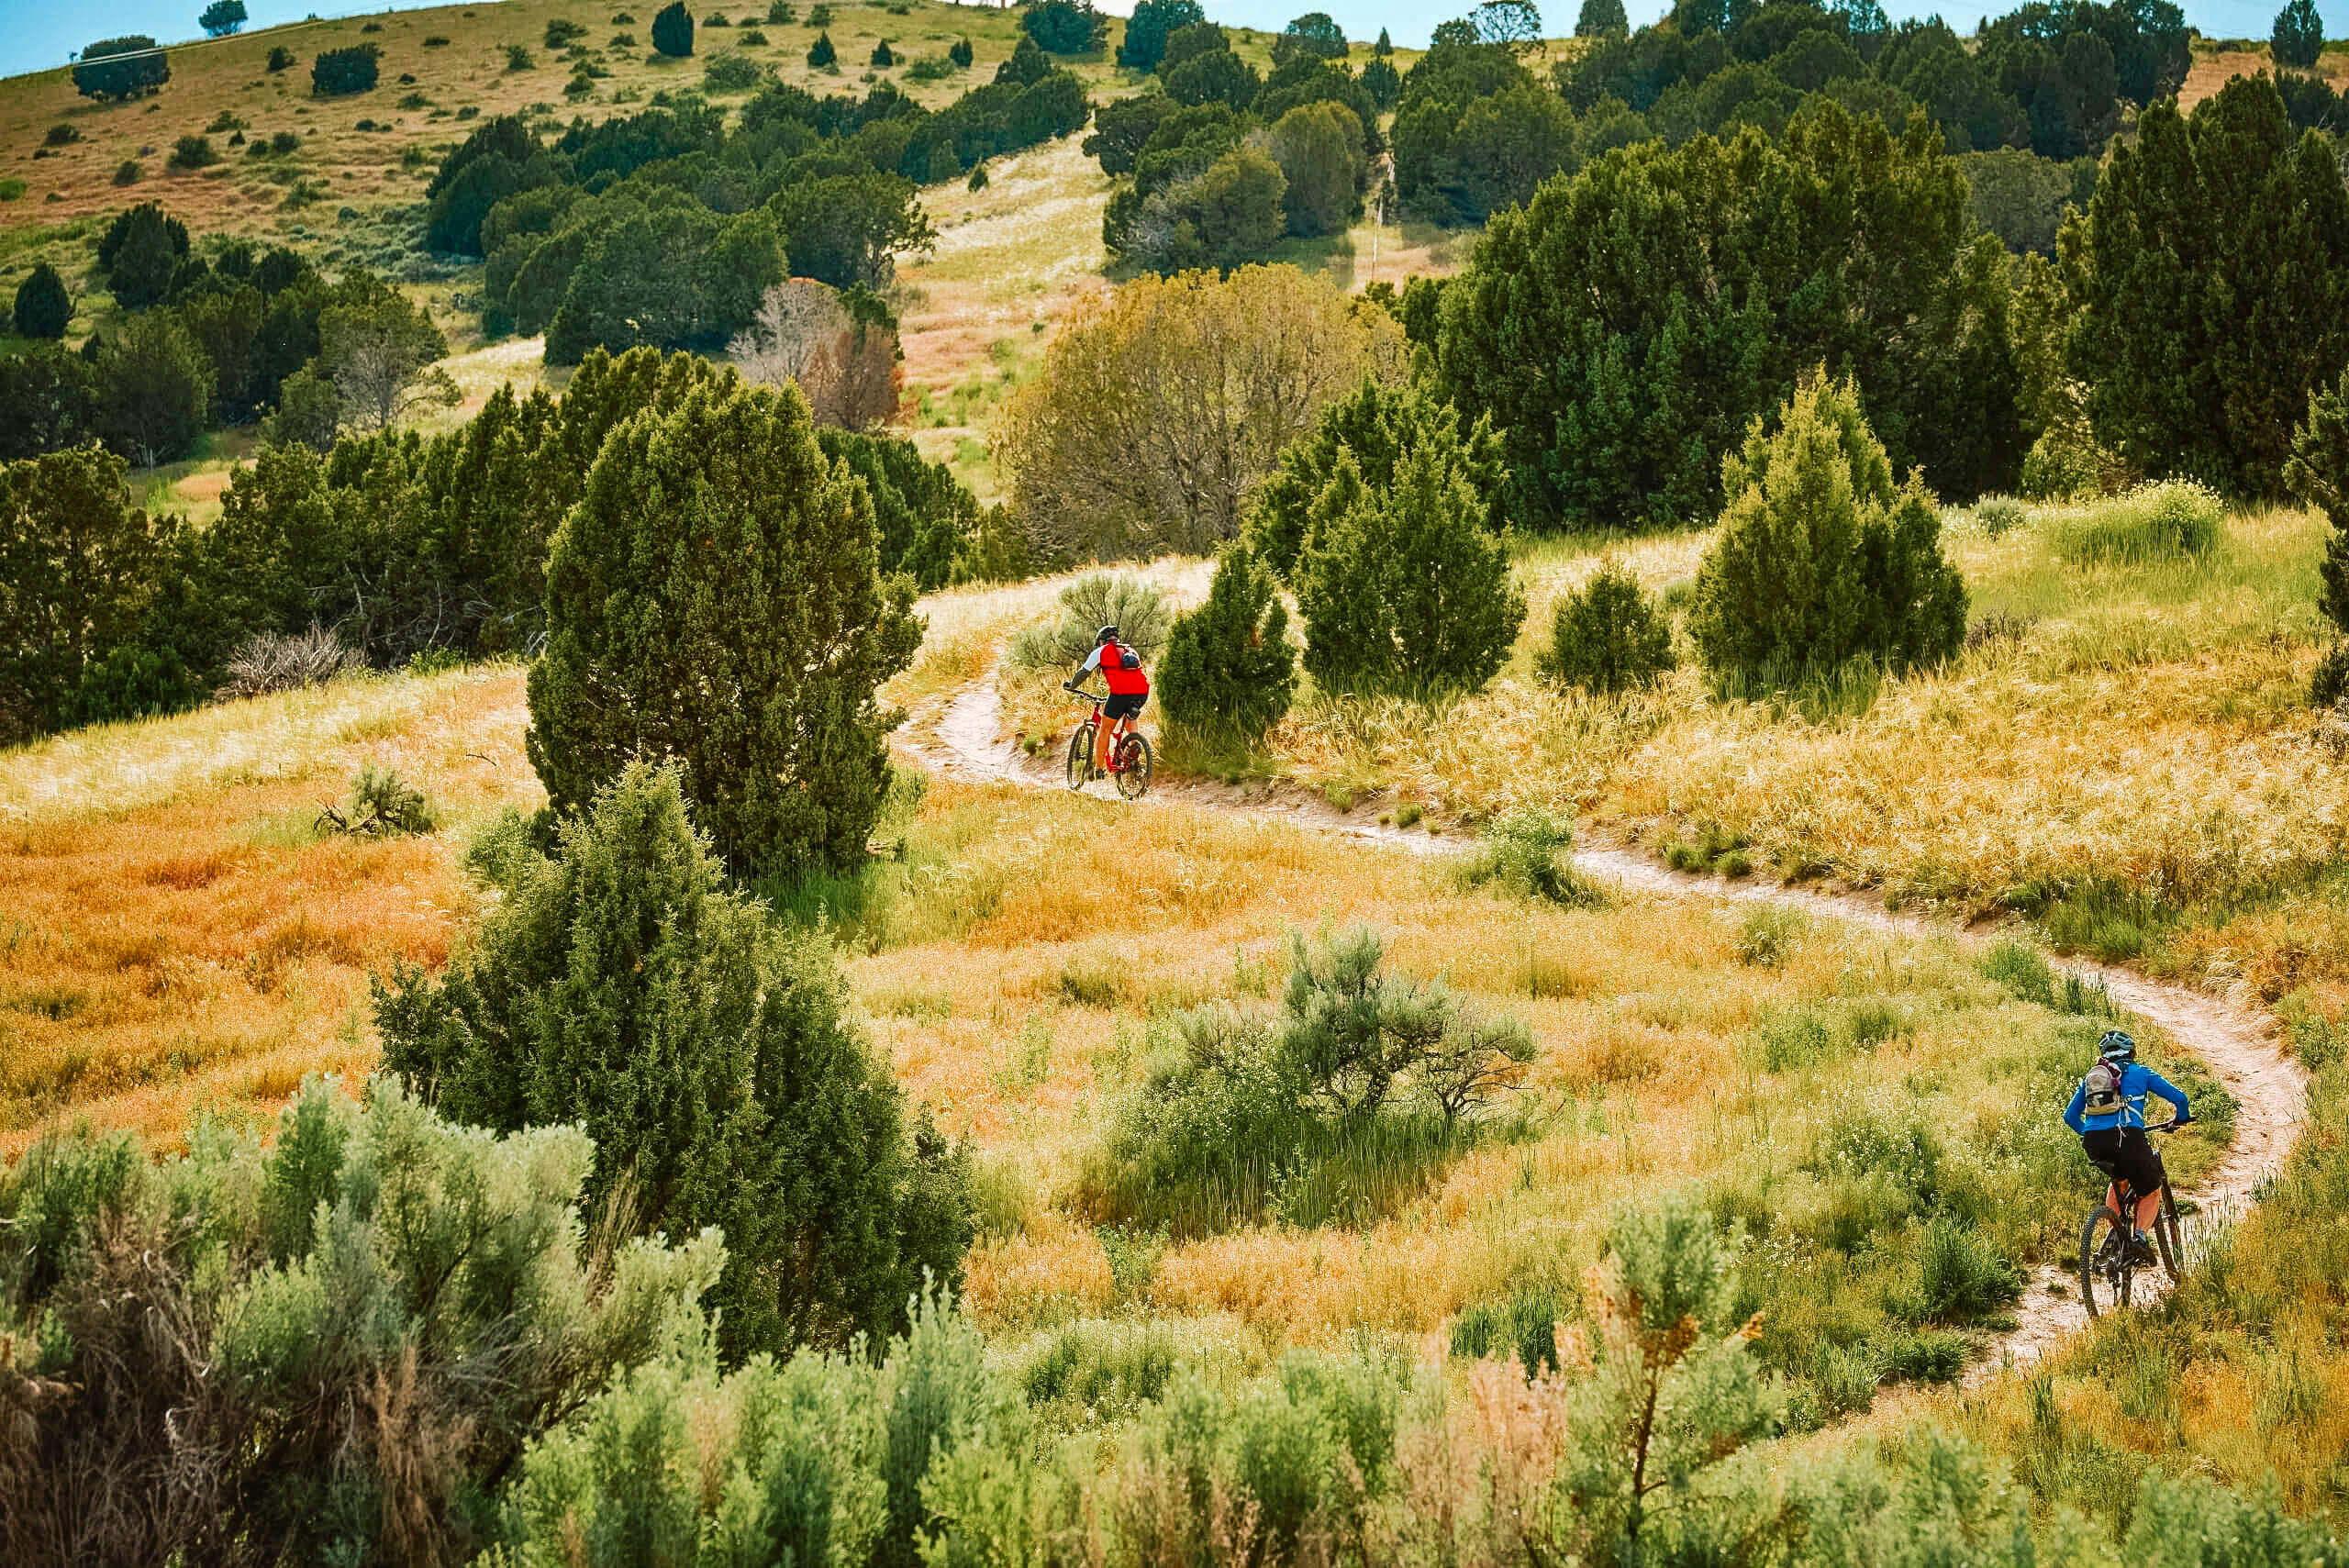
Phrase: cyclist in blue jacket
[{"left": 2064, "top": 1029, "right": 2191, "bottom": 1261}]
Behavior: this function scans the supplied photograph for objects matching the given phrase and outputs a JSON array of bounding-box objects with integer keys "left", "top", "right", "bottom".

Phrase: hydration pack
[{"left": 2082, "top": 1060, "right": 2126, "bottom": 1118}]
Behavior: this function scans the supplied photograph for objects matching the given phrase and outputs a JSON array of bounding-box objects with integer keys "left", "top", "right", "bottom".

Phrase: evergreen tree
[
  {"left": 2287, "top": 372, "right": 2349, "bottom": 637},
  {"left": 652, "top": 0, "right": 696, "bottom": 55},
  {"left": 310, "top": 43, "right": 381, "bottom": 95},
  {"left": 0, "top": 347, "right": 103, "bottom": 462},
  {"left": 97, "top": 201, "right": 188, "bottom": 311},
  {"left": 1158, "top": 546, "right": 1297, "bottom": 747},
  {"left": 2274, "top": 0, "right": 2323, "bottom": 70},
  {"left": 1361, "top": 54, "right": 1401, "bottom": 110},
  {"left": 949, "top": 35, "right": 973, "bottom": 67},
  {"left": 527, "top": 372, "right": 920, "bottom": 880},
  {"left": 72, "top": 36, "right": 169, "bottom": 101},
  {"left": 2067, "top": 73, "right": 2349, "bottom": 497},
  {"left": 94, "top": 315, "right": 215, "bottom": 468},
  {"left": 12, "top": 262, "right": 70, "bottom": 340},
  {"left": 1248, "top": 376, "right": 1508, "bottom": 578},
  {"left": 1575, "top": 0, "right": 1630, "bottom": 36},
  {"left": 1022, "top": 0, "right": 1108, "bottom": 56},
  {"left": 1273, "top": 11, "right": 1348, "bottom": 66},
  {"left": 1689, "top": 373, "right": 1965, "bottom": 688},
  {"left": 1437, "top": 100, "right": 2025, "bottom": 526},
  {"left": 1294, "top": 442, "right": 1526, "bottom": 697},
  {"left": 1119, "top": 0, "right": 1205, "bottom": 71},
  {"left": 807, "top": 28, "right": 836, "bottom": 66},
  {"left": 1541, "top": 562, "right": 1675, "bottom": 693},
  {"left": 0, "top": 445, "right": 176, "bottom": 742},
  {"left": 375, "top": 762, "right": 970, "bottom": 1360},
  {"left": 198, "top": 0, "right": 248, "bottom": 37},
  {"left": 1375, "top": 26, "right": 1394, "bottom": 54}
]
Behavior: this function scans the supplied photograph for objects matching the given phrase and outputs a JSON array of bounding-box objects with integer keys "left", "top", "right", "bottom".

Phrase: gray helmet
[
  {"left": 2099, "top": 1029, "right": 2136, "bottom": 1062},
  {"left": 1097, "top": 625, "right": 1119, "bottom": 647}
]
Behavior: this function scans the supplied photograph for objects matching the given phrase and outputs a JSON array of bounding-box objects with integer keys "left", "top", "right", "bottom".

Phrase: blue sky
[{"left": 3, "top": 0, "right": 2343, "bottom": 81}]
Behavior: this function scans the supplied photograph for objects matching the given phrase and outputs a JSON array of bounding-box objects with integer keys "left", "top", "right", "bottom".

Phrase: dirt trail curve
[{"left": 902, "top": 665, "right": 2309, "bottom": 1389}]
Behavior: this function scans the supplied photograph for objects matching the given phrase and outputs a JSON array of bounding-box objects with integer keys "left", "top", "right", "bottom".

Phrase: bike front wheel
[
  {"left": 1115, "top": 733, "right": 1152, "bottom": 800},
  {"left": 2154, "top": 1183, "right": 2183, "bottom": 1282},
  {"left": 1065, "top": 725, "right": 1094, "bottom": 792},
  {"left": 2079, "top": 1204, "right": 2132, "bottom": 1319}
]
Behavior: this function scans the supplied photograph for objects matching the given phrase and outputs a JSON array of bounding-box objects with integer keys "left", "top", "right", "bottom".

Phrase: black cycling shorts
[
  {"left": 2082, "top": 1127, "right": 2165, "bottom": 1198},
  {"left": 1103, "top": 691, "right": 1147, "bottom": 721}
]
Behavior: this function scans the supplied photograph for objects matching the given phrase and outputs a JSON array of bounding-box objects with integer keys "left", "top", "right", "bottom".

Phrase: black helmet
[
  {"left": 1097, "top": 625, "right": 1119, "bottom": 647},
  {"left": 2099, "top": 1029, "right": 2136, "bottom": 1063}
]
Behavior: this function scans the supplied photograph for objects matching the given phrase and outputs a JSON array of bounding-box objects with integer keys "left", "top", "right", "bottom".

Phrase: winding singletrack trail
[{"left": 901, "top": 658, "right": 2310, "bottom": 1388}]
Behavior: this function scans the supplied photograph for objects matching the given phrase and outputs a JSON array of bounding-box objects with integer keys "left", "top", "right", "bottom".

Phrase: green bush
[
  {"left": 1455, "top": 806, "right": 1600, "bottom": 906},
  {"left": 311, "top": 43, "right": 381, "bottom": 95},
  {"left": 1539, "top": 562, "right": 1675, "bottom": 693},
  {"left": 0, "top": 1076, "right": 719, "bottom": 1565},
  {"left": 1157, "top": 547, "right": 1297, "bottom": 750},
  {"left": 1912, "top": 1216, "right": 2024, "bottom": 1324},
  {"left": 72, "top": 36, "right": 170, "bottom": 101},
  {"left": 1088, "top": 927, "right": 1532, "bottom": 1232},
  {"left": 373, "top": 762, "right": 972, "bottom": 1359},
  {"left": 807, "top": 28, "right": 836, "bottom": 66},
  {"left": 1006, "top": 572, "right": 1173, "bottom": 671},
  {"left": 527, "top": 372, "right": 917, "bottom": 880},
  {"left": 2313, "top": 639, "right": 2349, "bottom": 708},
  {"left": 1449, "top": 1285, "right": 1564, "bottom": 1376},
  {"left": 166, "top": 133, "right": 218, "bottom": 170},
  {"left": 2049, "top": 479, "right": 2223, "bottom": 563},
  {"left": 1738, "top": 905, "right": 1807, "bottom": 966},
  {"left": 705, "top": 47, "right": 764, "bottom": 88},
  {"left": 322, "top": 761, "right": 439, "bottom": 835},
  {"left": 1691, "top": 373, "right": 1968, "bottom": 691},
  {"left": 1974, "top": 495, "right": 2027, "bottom": 535},
  {"left": 1022, "top": 0, "right": 1108, "bottom": 54}
]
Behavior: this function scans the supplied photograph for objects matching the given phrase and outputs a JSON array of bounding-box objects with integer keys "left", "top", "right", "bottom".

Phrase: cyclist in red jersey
[{"left": 1074, "top": 624, "right": 1149, "bottom": 773}]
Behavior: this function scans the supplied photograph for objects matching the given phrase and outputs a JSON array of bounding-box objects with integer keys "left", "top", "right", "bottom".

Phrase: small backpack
[
  {"left": 2082, "top": 1059, "right": 2126, "bottom": 1118},
  {"left": 1119, "top": 646, "right": 1139, "bottom": 670}
]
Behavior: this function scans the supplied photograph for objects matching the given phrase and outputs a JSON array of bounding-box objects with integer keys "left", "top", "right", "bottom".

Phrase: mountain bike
[
  {"left": 2078, "top": 1117, "right": 2186, "bottom": 1318},
  {"left": 1063, "top": 681, "right": 1152, "bottom": 800}
]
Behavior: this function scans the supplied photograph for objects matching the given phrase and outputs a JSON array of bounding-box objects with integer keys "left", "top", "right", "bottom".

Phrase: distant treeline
[{"left": 427, "top": 63, "right": 1092, "bottom": 361}]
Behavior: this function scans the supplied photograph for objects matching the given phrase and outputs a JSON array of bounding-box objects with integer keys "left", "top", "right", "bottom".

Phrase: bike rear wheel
[
  {"left": 1115, "top": 733, "right": 1152, "bottom": 800},
  {"left": 2079, "top": 1204, "right": 2132, "bottom": 1319},
  {"left": 1065, "top": 725, "right": 1094, "bottom": 792}
]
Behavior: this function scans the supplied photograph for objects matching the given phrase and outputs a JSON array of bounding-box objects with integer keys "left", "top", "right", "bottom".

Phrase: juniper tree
[
  {"left": 526, "top": 372, "right": 920, "bottom": 880},
  {"left": 11, "top": 262, "right": 69, "bottom": 340},
  {"left": 374, "top": 762, "right": 972, "bottom": 1359},
  {"left": 1157, "top": 546, "right": 1297, "bottom": 748},
  {"left": 2066, "top": 73, "right": 2349, "bottom": 496},
  {"left": 1690, "top": 373, "right": 1965, "bottom": 688},
  {"left": 1247, "top": 375, "right": 1507, "bottom": 579},
  {"left": 1294, "top": 441, "right": 1525, "bottom": 697},
  {"left": 2287, "top": 372, "right": 2349, "bottom": 637},
  {"left": 1541, "top": 562, "right": 1675, "bottom": 693},
  {"left": 652, "top": 0, "right": 696, "bottom": 55}
]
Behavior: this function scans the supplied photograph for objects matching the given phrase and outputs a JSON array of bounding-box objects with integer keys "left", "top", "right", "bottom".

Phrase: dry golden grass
[
  {"left": 842, "top": 775, "right": 2217, "bottom": 1348},
  {"left": 1250, "top": 505, "right": 2349, "bottom": 997},
  {"left": 0, "top": 663, "right": 537, "bottom": 1151}
]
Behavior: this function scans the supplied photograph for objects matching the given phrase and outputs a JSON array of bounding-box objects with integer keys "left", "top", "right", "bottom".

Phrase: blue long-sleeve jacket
[{"left": 2064, "top": 1062, "right": 2190, "bottom": 1134}]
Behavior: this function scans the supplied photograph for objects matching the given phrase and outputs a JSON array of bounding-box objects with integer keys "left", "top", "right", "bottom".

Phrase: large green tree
[
  {"left": 527, "top": 371, "right": 920, "bottom": 880},
  {"left": 1157, "top": 545, "right": 1297, "bottom": 747},
  {"left": 2273, "top": 0, "right": 2323, "bottom": 70},
  {"left": 2065, "top": 73, "right": 2349, "bottom": 497},
  {"left": 1119, "top": 0, "right": 1204, "bottom": 70},
  {"left": 94, "top": 314, "right": 214, "bottom": 467},
  {"left": 0, "top": 445, "right": 176, "bottom": 742},
  {"left": 375, "top": 762, "right": 968, "bottom": 1360},
  {"left": 96, "top": 201, "right": 188, "bottom": 311},
  {"left": 1437, "top": 99, "right": 2027, "bottom": 527}
]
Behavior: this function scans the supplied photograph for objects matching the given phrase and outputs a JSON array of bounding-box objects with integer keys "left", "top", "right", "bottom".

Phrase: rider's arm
[
  {"left": 2063, "top": 1079, "right": 2088, "bottom": 1134},
  {"left": 2138, "top": 1066, "right": 2191, "bottom": 1123},
  {"left": 1074, "top": 648, "right": 1104, "bottom": 678}
]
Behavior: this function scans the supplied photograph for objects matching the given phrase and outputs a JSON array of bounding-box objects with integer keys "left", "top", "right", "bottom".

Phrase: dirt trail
[{"left": 901, "top": 662, "right": 2310, "bottom": 1388}]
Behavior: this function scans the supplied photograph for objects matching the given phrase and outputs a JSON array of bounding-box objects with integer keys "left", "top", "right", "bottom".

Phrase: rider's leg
[
  {"left": 2106, "top": 1181, "right": 2121, "bottom": 1217},
  {"left": 2133, "top": 1189, "right": 2161, "bottom": 1231}
]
